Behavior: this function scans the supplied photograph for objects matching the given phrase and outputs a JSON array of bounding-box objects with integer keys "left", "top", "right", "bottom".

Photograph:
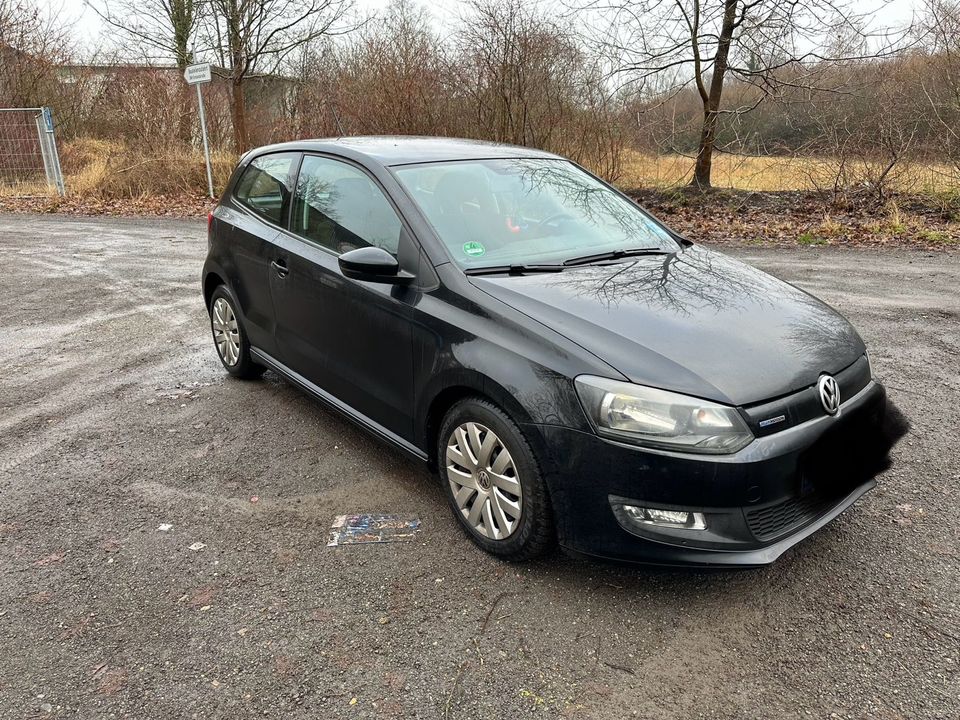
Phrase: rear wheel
[
  {"left": 438, "top": 398, "right": 554, "bottom": 561},
  {"left": 208, "top": 285, "right": 264, "bottom": 379}
]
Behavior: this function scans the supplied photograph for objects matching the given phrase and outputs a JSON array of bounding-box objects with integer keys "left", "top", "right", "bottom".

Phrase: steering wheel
[{"left": 539, "top": 212, "right": 574, "bottom": 229}]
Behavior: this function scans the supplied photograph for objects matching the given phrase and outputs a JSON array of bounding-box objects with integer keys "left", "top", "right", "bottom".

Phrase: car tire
[
  {"left": 208, "top": 285, "right": 265, "bottom": 380},
  {"left": 438, "top": 398, "right": 555, "bottom": 561}
]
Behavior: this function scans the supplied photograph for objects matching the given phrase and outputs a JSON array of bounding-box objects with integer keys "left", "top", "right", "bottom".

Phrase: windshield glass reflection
[{"left": 393, "top": 158, "right": 678, "bottom": 268}]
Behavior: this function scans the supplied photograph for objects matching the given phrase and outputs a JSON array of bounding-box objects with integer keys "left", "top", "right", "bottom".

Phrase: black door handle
[{"left": 271, "top": 259, "right": 289, "bottom": 278}]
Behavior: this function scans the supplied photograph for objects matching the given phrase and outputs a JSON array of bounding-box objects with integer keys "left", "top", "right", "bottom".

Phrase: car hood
[{"left": 469, "top": 245, "right": 865, "bottom": 406}]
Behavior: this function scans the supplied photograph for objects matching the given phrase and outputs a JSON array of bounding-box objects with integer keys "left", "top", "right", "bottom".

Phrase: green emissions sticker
[{"left": 462, "top": 241, "right": 486, "bottom": 257}]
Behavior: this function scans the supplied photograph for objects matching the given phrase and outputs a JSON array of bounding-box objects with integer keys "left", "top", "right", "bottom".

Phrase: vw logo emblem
[
  {"left": 817, "top": 374, "right": 840, "bottom": 415},
  {"left": 477, "top": 470, "right": 491, "bottom": 490}
]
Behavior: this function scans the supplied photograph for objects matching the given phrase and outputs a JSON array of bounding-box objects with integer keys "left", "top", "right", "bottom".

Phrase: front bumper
[{"left": 535, "top": 380, "right": 897, "bottom": 567}]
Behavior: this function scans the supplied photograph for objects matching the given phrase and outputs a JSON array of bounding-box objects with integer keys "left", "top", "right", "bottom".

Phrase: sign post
[{"left": 184, "top": 63, "right": 215, "bottom": 199}]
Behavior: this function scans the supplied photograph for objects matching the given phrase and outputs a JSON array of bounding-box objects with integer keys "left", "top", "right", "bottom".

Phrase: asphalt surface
[{"left": 1, "top": 214, "right": 958, "bottom": 719}]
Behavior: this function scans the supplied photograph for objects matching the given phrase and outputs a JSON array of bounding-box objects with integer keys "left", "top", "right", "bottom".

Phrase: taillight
[{"left": 207, "top": 211, "right": 214, "bottom": 233}]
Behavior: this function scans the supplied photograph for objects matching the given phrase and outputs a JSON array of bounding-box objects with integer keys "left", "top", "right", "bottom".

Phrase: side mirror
[{"left": 338, "top": 246, "right": 414, "bottom": 285}]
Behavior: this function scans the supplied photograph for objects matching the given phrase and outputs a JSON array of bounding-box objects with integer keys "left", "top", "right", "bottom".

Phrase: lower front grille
[{"left": 745, "top": 490, "right": 838, "bottom": 542}]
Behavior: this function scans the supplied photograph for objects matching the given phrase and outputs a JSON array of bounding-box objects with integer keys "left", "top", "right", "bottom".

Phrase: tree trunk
[
  {"left": 691, "top": 0, "right": 739, "bottom": 190},
  {"left": 227, "top": 0, "right": 248, "bottom": 152},
  {"left": 231, "top": 78, "right": 248, "bottom": 152},
  {"left": 173, "top": 16, "right": 193, "bottom": 144},
  {"left": 692, "top": 108, "right": 719, "bottom": 189}
]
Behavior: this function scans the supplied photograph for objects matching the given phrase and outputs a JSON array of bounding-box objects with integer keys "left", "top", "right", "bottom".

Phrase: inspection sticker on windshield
[
  {"left": 462, "top": 241, "right": 486, "bottom": 257},
  {"left": 327, "top": 514, "right": 422, "bottom": 546}
]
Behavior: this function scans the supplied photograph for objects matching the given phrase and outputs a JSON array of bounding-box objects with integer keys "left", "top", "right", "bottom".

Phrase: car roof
[{"left": 247, "top": 136, "right": 563, "bottom": 167}]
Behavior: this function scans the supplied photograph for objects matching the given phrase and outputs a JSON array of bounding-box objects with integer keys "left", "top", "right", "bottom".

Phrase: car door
[
  {"left": 224, "top": 151, "right": 299, "bottom": 354},
  {"left": 268, "top": 153, "right": 418, "bottom": 441}
]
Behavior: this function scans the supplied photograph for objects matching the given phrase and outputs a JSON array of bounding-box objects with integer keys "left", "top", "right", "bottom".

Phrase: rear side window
[
  {"left": 292, "top": 155, "right": 402, "bottom": 256},
  {"left": 234, "top": 153, "right": 297, "bottom": 225}
]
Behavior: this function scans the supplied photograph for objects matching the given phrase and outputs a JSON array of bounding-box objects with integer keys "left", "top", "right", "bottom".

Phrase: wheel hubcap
[
  {"left": 212, "top": 297, "right": 241, "bottom": 367},
  {"left": 446, "top": 422, "right": 522, "bottom": 540}
]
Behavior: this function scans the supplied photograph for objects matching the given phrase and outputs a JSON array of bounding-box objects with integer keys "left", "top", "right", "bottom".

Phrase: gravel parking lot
[{"left": 1, "top": 214, "right": 958, "bottom": 719}]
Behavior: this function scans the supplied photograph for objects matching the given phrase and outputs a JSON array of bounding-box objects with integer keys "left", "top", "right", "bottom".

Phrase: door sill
[{"left": 250, "top": 347, "right": 428, "bottom": 463}]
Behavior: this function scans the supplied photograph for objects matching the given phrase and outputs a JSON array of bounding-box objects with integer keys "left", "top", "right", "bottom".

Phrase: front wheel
[
  {"left": 438, "top": 398, "right": 554, "bottom": 561},
  {"left": 208, "top": 285, "right": 264, "bottom": 379}
]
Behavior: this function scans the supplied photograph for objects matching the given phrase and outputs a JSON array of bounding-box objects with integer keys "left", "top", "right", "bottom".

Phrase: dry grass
[
  {"left": 1, "top": 138, "right": 236, "bottom": 199},
  {"left": 0, "top": 179, "right": 53, "bottom": 197},
  {"left": 621, "top": 151, "right": 959, "bottom": 193},
  {"left": 2, "top": 140, "right": 958, "bottom": 210},
  {"left": 60, "top": 138, "right": 236, "bottom": 198}
]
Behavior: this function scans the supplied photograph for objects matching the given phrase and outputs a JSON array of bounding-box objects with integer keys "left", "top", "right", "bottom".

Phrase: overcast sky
[
  {"left": 39, "top": 0, "right": 923, "bottom": 60},
  {"left": 45, "top": 0, "right": 463, "bottom": 54}
]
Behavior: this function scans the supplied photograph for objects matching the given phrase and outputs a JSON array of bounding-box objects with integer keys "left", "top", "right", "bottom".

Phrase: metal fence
[{"left": 0, "top": 107, "right": 66, "bottom": 195}]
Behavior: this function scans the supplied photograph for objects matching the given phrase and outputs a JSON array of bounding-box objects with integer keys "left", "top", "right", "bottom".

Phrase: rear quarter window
[{"left": 233, "top": 153, "right": 297, "bottom": 225}]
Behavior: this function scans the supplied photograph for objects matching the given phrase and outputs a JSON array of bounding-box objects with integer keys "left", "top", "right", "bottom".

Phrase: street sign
[
  {"left": 183, "top": 62, "right": 215, "bottom": 198},
  {"left": 184, "top": 63, "right": 212, "bottom": 85}
]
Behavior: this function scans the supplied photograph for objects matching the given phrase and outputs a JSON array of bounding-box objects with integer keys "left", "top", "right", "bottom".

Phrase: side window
[
  {"left": 292, "top": 155, "right": 402, "bottom": 256},
  {"left": 234, "top": 153, "right": 297, "bottom": 225}
]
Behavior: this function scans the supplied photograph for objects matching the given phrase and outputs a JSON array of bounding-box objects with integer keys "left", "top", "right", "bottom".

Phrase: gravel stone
[{"left": 0, "top": 214, "right": 957, "bottom": 718}]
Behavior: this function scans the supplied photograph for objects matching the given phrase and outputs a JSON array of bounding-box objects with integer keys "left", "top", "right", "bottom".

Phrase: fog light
[{"left": 622, "top": 505, "right": 707, "bottom": 530}]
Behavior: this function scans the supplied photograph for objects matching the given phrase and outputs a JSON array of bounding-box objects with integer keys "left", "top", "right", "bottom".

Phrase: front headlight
[{"left": 574, "top": 376, "right": 754, "bottom": 454}]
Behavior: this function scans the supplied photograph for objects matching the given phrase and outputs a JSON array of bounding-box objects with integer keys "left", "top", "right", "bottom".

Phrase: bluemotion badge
[{"left": 462, "top": 241, "right": 486, "bottom": 257}]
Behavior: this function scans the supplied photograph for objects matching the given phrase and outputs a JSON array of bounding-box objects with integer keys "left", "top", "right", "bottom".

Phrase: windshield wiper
[
  {"left": 464, "top": 263, "right": 565, "bottom": 276},
  {"left": 562, "top": 247, "right": 669, "bottom": 267}
]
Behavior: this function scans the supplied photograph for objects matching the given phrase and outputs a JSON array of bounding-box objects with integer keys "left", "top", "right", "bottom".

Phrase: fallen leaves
[
  {"left": 2, "top": 187, "right": 956, "bottom": 249},
  {"left": 100, "top": 538, "right": 121, "bottom": 553},
  {"left": 273, "top": 655, "right": 297, "bottom": 677},
  {"left": 58, "top": 616, "right": 91, "bottom": 641},
  {"left": 630, "top": 188, "right": 960, "bottom": 250},
  {"left": 894, "top": 502, "right": 925, "bottom": 527},
  {"left": 0, "top": 192, "right": 215, "bottom": 219},
  {"left": 34, "top": 552, "right": 65, "bottom": 567},
  {"left": 186, "top": 584, "right": 219, "bottom": 609},
  {"left": 95, "top": 666, "right": 128, "bottom": 695}
]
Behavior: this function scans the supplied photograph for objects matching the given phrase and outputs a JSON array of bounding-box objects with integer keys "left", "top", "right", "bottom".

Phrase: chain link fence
[{"left": 0, "top": 107, "right": 66, "bottom": 195}]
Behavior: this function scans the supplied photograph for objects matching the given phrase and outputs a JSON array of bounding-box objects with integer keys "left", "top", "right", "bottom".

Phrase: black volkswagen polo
[{"left": 202, "top": 136, "right": 904, "bottom": 567}]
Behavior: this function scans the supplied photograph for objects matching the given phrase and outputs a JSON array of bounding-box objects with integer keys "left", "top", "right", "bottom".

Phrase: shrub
[{"left": 60, "top": 138, "right": 235, "bottom": 198}]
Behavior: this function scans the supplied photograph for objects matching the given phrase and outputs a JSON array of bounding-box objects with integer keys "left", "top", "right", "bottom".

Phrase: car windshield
[{"left": 392, "top": 158, "right": 679, "bottom": 269}]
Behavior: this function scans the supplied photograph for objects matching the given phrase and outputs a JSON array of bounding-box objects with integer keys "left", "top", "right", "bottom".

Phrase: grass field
[
  {"left": 620, "top": 151, "right": 960, "bottom": 193},
  {"left": 2, "top": 141, "right": 958, "bottom": 198},
  {"left": 2, "top": 174, "right": 956, "bottom": 249},
  {"left": 1, "top": 143, "right": 958, "bottom": 250}
]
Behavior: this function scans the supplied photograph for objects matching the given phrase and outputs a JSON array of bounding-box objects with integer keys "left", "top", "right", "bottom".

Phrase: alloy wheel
[
  {"left": 446, "top": 422, "right": 523, "bottom": 540},
  {"left": 212, "top": 297, "right": 241, "bottom": 366}
]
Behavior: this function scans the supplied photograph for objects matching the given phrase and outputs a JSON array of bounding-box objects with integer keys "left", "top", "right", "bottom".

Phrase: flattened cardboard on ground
[{"left": 327, "top": 514, "right": 422, "bottom": 546}]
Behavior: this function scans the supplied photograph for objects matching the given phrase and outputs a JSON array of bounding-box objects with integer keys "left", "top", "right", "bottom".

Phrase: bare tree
[
  {"left": 85, "top": 0, "right": 202, "bottom": 68},
  {"left": 920, "top": 0, "right": 960, "bottom": 180},
  {"left": 456, "top": 0, "right": 625, "bottom": 177},
  {"left": 85, "top": 0, "right": 203, "bottom": 141},
  {"left": 0, "top": 0, "right": 73, "bottom": 106},
  {"left": 203, "top": 0, "right": 354, "bottom": 151},
  {"left": 349, "top": 0, "right": 452, "bottom": 135},
  {"left": 797, "top": 61, "right": 923, "bottom": 204},
  {"left": 456, "top": 0, "right": 582, "bottom": 149},
  {"left": 590, "top": 0, "right": 907, "bottom": 188},
  {"left": 290, "top": 0, "right": 453, "bottom": 137}
]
